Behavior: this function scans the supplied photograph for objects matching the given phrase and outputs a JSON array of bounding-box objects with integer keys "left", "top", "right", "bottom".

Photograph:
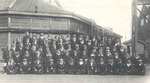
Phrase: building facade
[{"left": 0, "top": 0, "right": 121, "bottom": 60}]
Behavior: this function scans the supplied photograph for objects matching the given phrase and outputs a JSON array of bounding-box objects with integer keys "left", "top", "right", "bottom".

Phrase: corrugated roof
[
  {"left": 0, "top": 0, "right": 69, "bottom": 14},
  {"left": 11, "top": 0, "right": 66, "bottom": 13}
]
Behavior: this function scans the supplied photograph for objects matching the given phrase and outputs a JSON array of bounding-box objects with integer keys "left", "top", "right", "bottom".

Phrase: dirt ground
[{"left": 0, "top": 65, "right": 149, "bottom": 83}]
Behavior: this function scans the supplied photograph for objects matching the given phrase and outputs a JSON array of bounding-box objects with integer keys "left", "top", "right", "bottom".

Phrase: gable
[{"left": 10, "top": 0, "right": 64, "bottom": 14}]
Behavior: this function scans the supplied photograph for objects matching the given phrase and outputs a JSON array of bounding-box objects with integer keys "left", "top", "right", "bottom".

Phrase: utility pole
[{"left": 132, "top": 0, "right": 138, "bottom": 57}]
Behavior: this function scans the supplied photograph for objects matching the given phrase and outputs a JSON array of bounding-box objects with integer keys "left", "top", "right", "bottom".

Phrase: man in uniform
[
  {"left": 22, "top": 50, "right": 32, "bottom": 73},
  {"left": 97, "top": 58, "right": 106, "bottom": 74},
  {"left": 77, "top": 58, "right": 85, "bottom": 74},
  {"left": 133, "top": 56, "right": 145, "bottom": 75},
  {"left": 82, "top": 45, "right": 88, "bottom": 74},
  {"left": 97, "top": 46, "right": 105, "bottom": 60},
  {"left": 105, "top": 47, "right": 113, "bottom": 59},
  {"left": 106, "top": 59, "right": 114, "bottom": 74},
  {"left": 70, "top": 34, "right": 77, "bottom": 50},
  {"left": 23, "top": 37, "right": 31, "bottom": 51},
  {"left": 136, "top": 59, "right": 145, "bottom": 75},
  {"left": 20, "top": 58, "right": 31, "bottom": 74},
  {"left": 113, "top": 52, "right": 120, "bottom": 74},
  {"left": 63, "top": 35, "right": 70, "bottom": 50},
  {"left": 38, "top": 33, "right": 45, "bottom": 49},
  {"left": 85, "top": 35, "right": 90, "bottom": 45},
  {"left": 79, "top": 35, "right": 85, "bottom": 51},
  {"left": 125, "top": 59, "right": 133, "bottom": 75},
  {"left": 70, "top": 45, "right": 80, "bottom": 74},
  {"left": 23, "top": 32, "right": 30, "bottom": 45},
  {"left": 33, "top": 59, "right": 44, "bottom": 74},
  {"left": 30, "top": 44, "right": 37, "bottom": 73},
  {"left": 56, "top": 36, "right": 63, "bottom": 50},
  {"left": 6, "top": 58, "right": 16, "bottom": 74},
  {"left": 15, "top": 38, "right": 23, "bottom": 52},
  {"left": 30, "top": 34, "right": 38, "bottom": 47},
  {"left": 88, "top": 58, "right": 97, "bottom": 75},
  {"left": 89, "top": 47, "right": 97, "bottom": 61},
  {"left": 33, "top": 48, "right": 45, "bottom": 74},
  {"left": 91, "top": 36, "right": 98, "bottom": 47},
  {"left": 66, "top": 57, "right": 75, "bottom": 74},
  {"left": 57, "top": 58, "right": 66, "bottom": 74},
  {"left": 13, "top": 51, "right": 22, "bottom": 74},
  {"left": 47, "top": 58, "right": 56, "bottom": 74},
  {"left": 87, "top": 40, "right": 92, "bottom": 54}
]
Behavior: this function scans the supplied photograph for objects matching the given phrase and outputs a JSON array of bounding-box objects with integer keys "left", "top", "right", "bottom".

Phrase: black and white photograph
[{"left": 0, "top": 0, "right": 149, "bottom": 83}]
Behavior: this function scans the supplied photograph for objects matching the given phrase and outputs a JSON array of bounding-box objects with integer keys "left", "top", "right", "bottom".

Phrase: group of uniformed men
[{"left": 2, "top": 32, "right": 145, "bottom": 75}]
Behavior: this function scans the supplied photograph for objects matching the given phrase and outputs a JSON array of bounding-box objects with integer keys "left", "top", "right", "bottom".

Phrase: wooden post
[
  {"left": 8, "top": 17, "right": 11, "bottom": 50},
  {"left": 132, "top": 0, "right": 137, "bottom": 57}
]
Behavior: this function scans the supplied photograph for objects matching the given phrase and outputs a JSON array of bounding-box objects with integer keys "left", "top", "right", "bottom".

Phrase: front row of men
[{"left": 4, "top": 53, "right": 145, "bottom": 75}]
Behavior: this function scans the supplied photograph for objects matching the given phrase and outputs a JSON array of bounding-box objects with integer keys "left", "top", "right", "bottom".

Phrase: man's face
[
  {"left": 26, "top": 32, "right": 29, "bottom": 36},
  {"left": 50, "top": 60, "right": 54, "bottom": 64},
  {"left": 88, "top": 41, "right": 91, "bottom": 45}
]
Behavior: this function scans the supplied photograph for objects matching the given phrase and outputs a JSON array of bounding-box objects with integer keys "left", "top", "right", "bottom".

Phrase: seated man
[
  {"left": 97, "top": 58, "right": 106, "bottom": 74},
  {"left": 66, "top": 57, "right": 76, "bottom": 74},
  {"left": 135, "top": 59, "right": 145, "bottom": 75},
  {"left": 113, "top": 58, "right": 124, "bottom": 74},
  {"left": 57, "top": 58, "right": 66, "bottom": 74},
  {"left": 106, "top": 59, "right": 114, "bottom": 74},
  {"left": 125, "top": 59, "right": 133, "bottom": 75},
  {"left": 46, "top": 58, "right": 56, "bottom": 74},
  {"left": 88, "top": 58, "right": 97, "bottom": 75},
  {"left": 20, "top": 59, "right": 32, "bottom": 74},
  {"left": 13, "top": 51, "right": 22, "bottom": 74},
  {"left": 5, "top": 58, "right": 16, "bottom": 74},
  {"left": 33, "top": 59, "right": 44, "bottom": 74},
  {"left": 77, "top": 58, "right": 86, "bottom": 74}
]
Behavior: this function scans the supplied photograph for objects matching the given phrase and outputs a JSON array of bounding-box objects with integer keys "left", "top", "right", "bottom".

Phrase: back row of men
[{"left": 2, "top": 32, "right": 145, "bottom": 75}]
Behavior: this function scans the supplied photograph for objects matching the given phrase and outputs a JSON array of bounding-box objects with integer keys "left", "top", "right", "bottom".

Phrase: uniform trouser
[
  {"left": 33, "top": 65, "right": 44, "bottom": 74},
  {"left": 88, "top": 66, "right": 97, "bottom": 74},
  {"left": 21, "top": 65, "right": 32, "bottom": 74},
  {"left": 78, "top": 66, "right": 86, "bottom": 74},
  {"left": 113, "top": 64, "right": 124, "bottom": 74},
  {"left": 66, "top": 65, "right": 76, "bottom": 74},
  {"left": 97, "top": 65, "right": 106, "bottom": 74},
  {"left": 126, "top": 66, "right": 133, "bottom": 74},
  {"left": 57, "top": 66, "right": 65, "bottom": 74},
  {"left": 135, "top": 65, "right": 145, "bottom": 74},
  {"left": 46, "top": 65, "right": 56, "bottom": 74},
  {"left": 106, "top": 65, "right": 113, "bottom": 74},
  {"left": 14, "top": 63, "right": 21, "bottom": 74},
  {"left": 6, "top": 65, "right": 16, "bottom": 74}
]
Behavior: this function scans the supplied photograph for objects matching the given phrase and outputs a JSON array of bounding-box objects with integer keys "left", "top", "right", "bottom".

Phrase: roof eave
[{"left": 0, "top": 10, "right": 92, "bottom": 24}]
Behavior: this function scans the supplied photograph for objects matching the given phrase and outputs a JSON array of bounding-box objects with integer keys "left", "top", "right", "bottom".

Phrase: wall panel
[
  {"left": 0, "top": 33, "right": 8, "bottom": 60},
  {"left": 0, "top": 16, "right": 8, "bottom": 27}
]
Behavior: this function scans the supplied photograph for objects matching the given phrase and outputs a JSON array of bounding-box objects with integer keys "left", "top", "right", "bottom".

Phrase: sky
[{"left": 45, "top": 0, "right": 133, "bottom": 41}]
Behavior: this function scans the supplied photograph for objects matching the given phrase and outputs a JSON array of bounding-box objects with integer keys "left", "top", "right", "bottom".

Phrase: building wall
[
  {"left": 0, "top": 32, "right": 8, "bottom": 60},
  {"left": 0, "top": 15, "right": 8, "bottom": 28},
  {"left": 8, "top": 15, "right": 92, "bottom": 35},
  {"left": 10, "top": 15, "right": 70, "bottom": 31},
  {"left": 70, "top": 18, "right": 91, "bottom": 34}
]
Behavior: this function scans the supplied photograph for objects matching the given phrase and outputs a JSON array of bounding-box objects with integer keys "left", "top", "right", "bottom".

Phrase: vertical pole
[
  {"left": 132, "top": 0, "right": 138, "bottom": 57},
  {"left": 7, "top": 16, "right": 11, "bottom": 59},
  {"left": 91, "top": 20, "right": 94, "bottom": 37},
  {"left": 90, "top": 21, "right": 92, "bottom": 37},
  {"left": 8, "top": 17, "right": 11, "bottom": 50},
  {"left": 8, "top": 32, "right": 11, "bottom": 50}
]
